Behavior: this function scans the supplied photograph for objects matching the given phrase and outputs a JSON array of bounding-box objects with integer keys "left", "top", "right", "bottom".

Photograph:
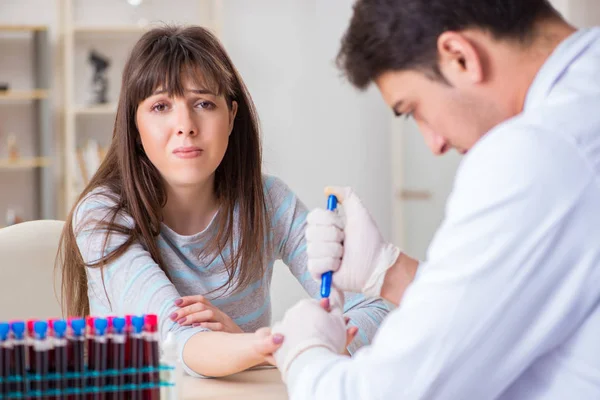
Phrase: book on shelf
[{"left": 73, "top": 139, "right": 107, "bottom": 191}]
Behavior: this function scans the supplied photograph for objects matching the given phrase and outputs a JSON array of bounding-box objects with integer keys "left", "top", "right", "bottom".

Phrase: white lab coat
[{"left": 287, "top": 28, "right": 600, "bottom": 400}]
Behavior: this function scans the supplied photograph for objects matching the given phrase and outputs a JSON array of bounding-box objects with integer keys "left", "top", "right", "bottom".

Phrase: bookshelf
[{"left": 0, "top": 25, "right": 55, "bottom": 220}]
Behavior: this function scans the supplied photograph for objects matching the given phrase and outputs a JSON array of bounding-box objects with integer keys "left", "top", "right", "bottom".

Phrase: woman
[{"left": 57, "top": 25, "right": 389, "bottom": 377}]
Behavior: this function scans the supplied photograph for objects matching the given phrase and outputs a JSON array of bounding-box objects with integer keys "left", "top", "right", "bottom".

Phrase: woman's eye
[
  {"left": 151, "top": 102, "right": 168, "bottom": 112},
  {"left": 196, "top": 101, "right": 216, "bottom": 110}
]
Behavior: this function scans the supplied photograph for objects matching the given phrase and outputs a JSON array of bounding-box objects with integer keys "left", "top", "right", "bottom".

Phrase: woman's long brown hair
[{"left": 56, "top": 25, "right": 270, "bottom": 318}]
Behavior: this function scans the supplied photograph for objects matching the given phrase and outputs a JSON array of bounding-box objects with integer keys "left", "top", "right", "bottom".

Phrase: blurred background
[{"left": 0, "top": 0, "right": 598, "bottom": 320}]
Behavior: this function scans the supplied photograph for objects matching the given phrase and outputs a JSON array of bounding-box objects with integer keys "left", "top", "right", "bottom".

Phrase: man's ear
[{"left": 437, "top": 31, "right": 484, "bottom": 87}]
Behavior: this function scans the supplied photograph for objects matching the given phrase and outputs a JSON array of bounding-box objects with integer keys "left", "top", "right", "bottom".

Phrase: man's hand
[
  {"left": 306, "top": 187, "right": 401, "bottom": 297},
  {"left": 272, "top": 290, "right": 351, "bottom": 381}
]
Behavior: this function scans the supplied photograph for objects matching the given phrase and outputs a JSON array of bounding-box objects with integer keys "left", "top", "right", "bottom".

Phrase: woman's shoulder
[
  {"left": 73, "top": 187, "right": 131, "bottom": 231},
  {"left": 262, "top": 174, "right": 295, "bottom": 199}
]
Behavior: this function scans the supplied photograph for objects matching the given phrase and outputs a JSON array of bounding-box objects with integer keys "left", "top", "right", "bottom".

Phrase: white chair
[{"left": 0, "top": 220, "right": 64, "bottom": 321}]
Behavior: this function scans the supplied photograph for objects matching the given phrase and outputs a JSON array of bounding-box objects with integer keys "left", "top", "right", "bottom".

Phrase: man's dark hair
[{"left": 337, "top": 0, "right": 560, "bottom": 89}]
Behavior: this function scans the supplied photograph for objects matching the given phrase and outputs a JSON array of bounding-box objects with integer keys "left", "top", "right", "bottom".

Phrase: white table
[{"left": 182, "top": 367, "right": 288, "bottom": 399}]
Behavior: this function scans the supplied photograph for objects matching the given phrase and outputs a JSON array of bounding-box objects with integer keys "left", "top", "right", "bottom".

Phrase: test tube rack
[{"left": 0, "top": 314, "right": 177, "bottom": 399}]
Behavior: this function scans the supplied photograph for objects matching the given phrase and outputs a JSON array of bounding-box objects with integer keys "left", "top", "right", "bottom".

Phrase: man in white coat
[{"left": 272, "top": 0, "right": 600, "bottom": 398}]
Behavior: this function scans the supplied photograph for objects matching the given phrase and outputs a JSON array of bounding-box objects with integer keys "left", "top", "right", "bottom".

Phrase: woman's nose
[{"left": 175, "top": 107, "right": 198, "bottom": 136}]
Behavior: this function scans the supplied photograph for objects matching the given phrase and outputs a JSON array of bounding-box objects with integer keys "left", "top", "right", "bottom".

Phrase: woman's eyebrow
[{"left": 150, "top": 88, "right": 216, "bottom": 95}]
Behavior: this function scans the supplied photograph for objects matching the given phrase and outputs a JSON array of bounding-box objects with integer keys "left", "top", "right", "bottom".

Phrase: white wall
[{"left": 219, "top": 0, "right": 393, "bottom": 321}]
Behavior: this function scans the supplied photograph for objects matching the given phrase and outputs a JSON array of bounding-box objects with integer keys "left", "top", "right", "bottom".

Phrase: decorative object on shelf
[
  {"left": 5, "top": 209, "right": 24, "bottom": 226},
  {"left": 0, "top": 82, "right": 9, "bottom": 92},
  {"left": 88, "top": 50, "right": 111, "bottom": 105},
  {"left": 7, "top": 133, "right": 20, "bottom": 161}
]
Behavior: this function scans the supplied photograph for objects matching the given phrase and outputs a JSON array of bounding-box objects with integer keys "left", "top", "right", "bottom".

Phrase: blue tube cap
[
  {"left": 131, "top": 316, "right": 145, "bottom": 334},
  {"left": 10, "top": 321, "right": 26, "bottom": 340},
  {"left": 53, "top": 320, "right": 67, "bottom": 339},
  {"left": 94, "top": 318, "right": 108, "bottom": 336},
  {"left": 112, "top": 317, "right": 126, "bottom": 334},
  {"left": 34, "top": 321, "right": 49, "bottom": 340},
  {"left": 70, "top": 318, "right": 86, "bottom": 337},
  {"left": 0, "top": 322, "right": 9, "bottom": 341}
]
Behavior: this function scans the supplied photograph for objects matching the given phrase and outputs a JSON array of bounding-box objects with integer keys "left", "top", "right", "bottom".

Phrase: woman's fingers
[
  {"left": 170, "top": 302, "right": 207, "bottom": 322},
  {"left": 177, "top": 309, "right": 215, "bottom": 325},
  {"left": 345, "top": 326, "right": 358, "bottom": 348},
  {"left": 193, "top": 322, "right": 224, "bottom": 331},
  {"left": 174, "top": 295, "right": 208, "bottom": 307},
  {"left": 253, "top": 328, "right": 284, "bottom": 357}
]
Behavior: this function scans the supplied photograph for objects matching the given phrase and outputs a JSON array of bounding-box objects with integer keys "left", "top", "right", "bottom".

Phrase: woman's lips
[{"left": 173, "top": 146, "right": 203, "bottom": 158}]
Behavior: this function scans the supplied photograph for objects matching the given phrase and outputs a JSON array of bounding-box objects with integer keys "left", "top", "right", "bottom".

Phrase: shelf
[
  {"left": 0, "top": 90, "right": 49, "bottom": 101},
  {"left": 0, "top": 25, "right": 48, "bottom": 32},
  {"left": 0, "top": 157, "right": 52, "bottom": 170},
  {"left": 74, "top": 104, "right": 118, "bottom": 115},
  {"left": 73, "top": 25, "right": 148, "bottom": 34}
]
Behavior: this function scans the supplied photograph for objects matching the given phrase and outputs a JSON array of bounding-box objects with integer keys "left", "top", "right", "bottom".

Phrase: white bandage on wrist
[{"left": 362, "top": 244, "right": 401, "bottom": 298}]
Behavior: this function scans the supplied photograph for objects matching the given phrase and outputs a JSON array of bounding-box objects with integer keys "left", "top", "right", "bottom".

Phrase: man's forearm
[
  {"left": 182, "top": 331, "right": 263, "bottom": 377},
  {"left": 380, "top": 253, "right": 419, "bottom": 306}
]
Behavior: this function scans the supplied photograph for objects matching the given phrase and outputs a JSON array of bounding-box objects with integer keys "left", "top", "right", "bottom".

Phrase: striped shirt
[{"left": 74, "top": 175, "right": 389, "bottom": 377}]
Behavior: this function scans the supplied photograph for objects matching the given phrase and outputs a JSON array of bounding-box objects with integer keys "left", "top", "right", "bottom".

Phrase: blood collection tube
[
  {"left": 10, "top": 321, "right": 27, "bottom": 396},
  {"left": 92, "top": 318, "right": 108, "bottom": 400},
  {"left": 130, "top": 316, "right": 145, "bottom": 400},
  {"left": 143, "top": 314, "right": 160, "bottom": 399},
  {"left": 27, "top": 319, "right": 38, "bottom": 372},
  {"left": 0, "top": 322, "right": 10, "bottom": 397},
  {"left": 123, "top": 316, "right": 133, "bottom": 399},
  {"left": 68, "top": 318, "right": 86, "bottom": 400},
  {"left": 32, "top": 321, "right": 50, "bottom": 399},
  {"left": 104, "top": 316, "right": 115, "bottom": 398},
  {"left": 47, "top": 318, "right": 58, "bottom": 395},
  {"left": 53, "top": 320, "right": 68, "bottom": 399},
  {"left": 109, "top": 317, "right": 126, "bottom": 400},
  {"left": 86, "top": 316, "right": 95, "bottom": 400}
]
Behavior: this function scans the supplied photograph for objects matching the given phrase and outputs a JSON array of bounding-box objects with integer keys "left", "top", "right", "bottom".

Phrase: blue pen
[{"left": 320, "top": 194, "right": 339, "bottom": 298}]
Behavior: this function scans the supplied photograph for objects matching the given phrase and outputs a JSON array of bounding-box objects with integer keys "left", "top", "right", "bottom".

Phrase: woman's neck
[{"left": 162, "top": 176, "right": 219, "bottom": 236}]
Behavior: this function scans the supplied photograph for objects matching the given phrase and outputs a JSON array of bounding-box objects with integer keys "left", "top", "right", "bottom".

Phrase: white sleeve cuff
[{"left": 286, "top": 347, "right": 348, "bottom": 396}]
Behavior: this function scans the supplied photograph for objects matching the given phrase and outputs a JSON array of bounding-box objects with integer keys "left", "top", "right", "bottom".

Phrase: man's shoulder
[{"left": 456, "top": 114, "right": 594, "bottom": 197}]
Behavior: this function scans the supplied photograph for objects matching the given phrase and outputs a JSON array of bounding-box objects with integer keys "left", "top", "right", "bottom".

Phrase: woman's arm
[
  {"left": 168, "top": 295, "right": 283, "bottom": 377},
  {"left": 75, "top": 192, "right": 282, "bottom": 377},
  {"left": 182, "top": 328, "right": 281, "bottom": 377},
  {"left": 266, "top": 176, "right": 390, "bottom": 353}
]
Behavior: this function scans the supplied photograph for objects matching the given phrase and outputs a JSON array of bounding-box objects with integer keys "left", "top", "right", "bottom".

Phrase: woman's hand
[
  {"left": 171, "top": 295, "right": 243, "bottom": 334},
  {"left": 252, "top": 327, "right": 284, "bottom": 365}
]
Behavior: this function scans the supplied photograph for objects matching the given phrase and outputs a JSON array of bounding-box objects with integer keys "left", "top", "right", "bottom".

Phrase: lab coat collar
[{"left": 524, "top": 27, "right": 600, "bottom": 111}]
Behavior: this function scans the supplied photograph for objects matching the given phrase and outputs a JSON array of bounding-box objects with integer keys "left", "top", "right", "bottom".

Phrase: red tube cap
[{"left": 144, "top": 314, "right": 158, "bottom": 332}]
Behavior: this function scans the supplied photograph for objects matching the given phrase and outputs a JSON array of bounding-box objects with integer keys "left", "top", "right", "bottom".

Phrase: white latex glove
[
  {"left": 306, "top": 186, "right": 401, "bottom": 297},
  {"left": 272, "top": 290, "right": 347, "bottom": 381}
]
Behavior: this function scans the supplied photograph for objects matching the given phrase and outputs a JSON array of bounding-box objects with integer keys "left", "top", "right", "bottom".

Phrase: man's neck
[{"left": 511, "top": 18, "right": 577, "bottom": 113}]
